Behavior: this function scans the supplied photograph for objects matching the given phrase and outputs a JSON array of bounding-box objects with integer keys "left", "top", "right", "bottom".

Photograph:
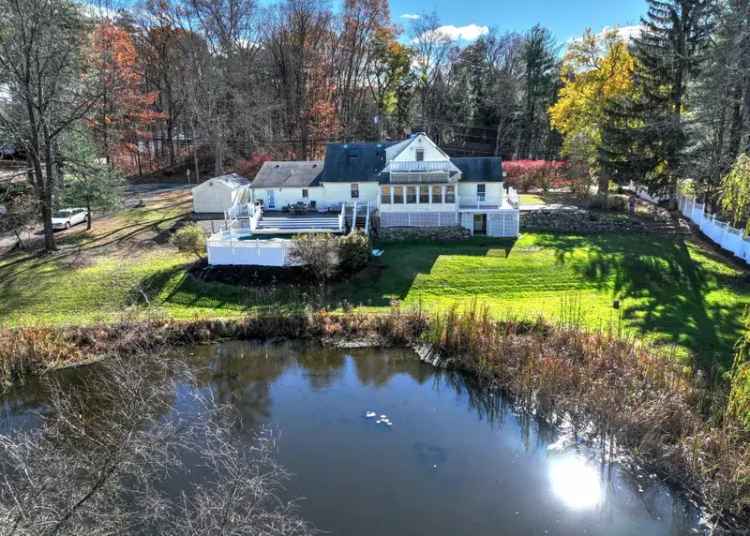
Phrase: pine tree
[{"left": 600, "top": 0, "right": 714, "bottom": 198}]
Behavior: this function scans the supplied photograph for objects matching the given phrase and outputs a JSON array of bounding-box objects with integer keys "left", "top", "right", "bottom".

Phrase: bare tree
[
  {"left": 0, "top": 355, "right": 315, "bottom": 535},
  {"left": 0, "top": 0, "right": 99, "bottom": 252}
]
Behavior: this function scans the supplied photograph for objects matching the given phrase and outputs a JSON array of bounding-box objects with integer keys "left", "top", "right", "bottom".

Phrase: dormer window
[{"left": 416, "top": 148, "right": 424, "bottom": 162}]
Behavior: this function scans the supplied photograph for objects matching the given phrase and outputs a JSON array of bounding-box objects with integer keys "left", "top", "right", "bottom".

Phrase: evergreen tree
[
  {"left": 519, "top": 25, "right": 558, "bottom": 160},
  {"left": 600, "top": 0, "right": 714, "bottom": 198}
]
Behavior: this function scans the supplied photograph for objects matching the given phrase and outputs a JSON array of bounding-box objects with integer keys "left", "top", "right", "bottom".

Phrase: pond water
[{"left": 0, "top": 341, "right": 704, "bottom": 535}]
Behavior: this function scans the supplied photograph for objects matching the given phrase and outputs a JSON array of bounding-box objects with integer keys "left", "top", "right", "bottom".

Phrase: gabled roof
[
  {"left": 451, "top": 157, "right": 504, "bottom": 182},
  {"left": 252, "top": 161, "right": 323, "bottom": 188},
  {"left": 318, "top": 141, "right": 400, "bottom": 183},
  {"left": 194, "top": 173, "right": 250, "bottom": 191}
]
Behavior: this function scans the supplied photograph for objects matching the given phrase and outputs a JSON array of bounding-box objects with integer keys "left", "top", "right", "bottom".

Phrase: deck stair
[{"left": 345, "top": 201, "right": 372, "bottom": 233}]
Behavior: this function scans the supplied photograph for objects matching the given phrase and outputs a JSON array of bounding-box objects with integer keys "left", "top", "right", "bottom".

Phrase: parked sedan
[{"left": 51, "top": 208, "right": 88, "bottom": 230}]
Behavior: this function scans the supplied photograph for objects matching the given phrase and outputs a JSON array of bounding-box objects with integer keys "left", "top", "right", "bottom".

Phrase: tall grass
[
  {"left": 0, "top": 305, "right": 747, "bottom": 527},
  {"left": 427, "top": 302, "right": 750, "bottom": 529}
]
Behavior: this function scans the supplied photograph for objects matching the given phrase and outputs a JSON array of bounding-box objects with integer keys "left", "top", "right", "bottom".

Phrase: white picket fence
[{"left": 677, "top": 195, "right": 750, "bottom": 264}]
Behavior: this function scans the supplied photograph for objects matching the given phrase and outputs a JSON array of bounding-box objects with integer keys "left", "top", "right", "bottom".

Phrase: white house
[
  {"left": 204, "top": 133, "right": 519, "bottom": 266},
  {"left": 247, "top": 133, "right": 518, "bottom": 236},
  {"left": 192, "top": 173, "right": 250, "bottom": 215}
]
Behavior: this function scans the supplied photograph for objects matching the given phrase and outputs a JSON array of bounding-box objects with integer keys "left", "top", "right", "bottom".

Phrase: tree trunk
[{"left": 86, "top": 196, "right": 92, "bottom": 230}]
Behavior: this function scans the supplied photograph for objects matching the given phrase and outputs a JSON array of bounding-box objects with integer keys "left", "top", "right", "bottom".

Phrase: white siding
[
  {"left": 390, "top": 134, "right": 450, "bottom": 163},
  {"left": 192, "top": 180, "right": 247, "bottom": 213},
  {"left": 250, "top": 187, "right": 325, "bottom": 209},
  {"left": 458, "top": 182, "right": 503, "bottom": 199},
  {"left": 320, "top": 182, "right": 379, "bottom": 207}
]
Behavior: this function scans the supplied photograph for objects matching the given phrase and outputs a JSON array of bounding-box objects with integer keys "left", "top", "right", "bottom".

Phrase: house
[
  {"left": 192, "top": 173, "right": 250, "bottom": 215},
  {"left": 247, "top": 133, "right": 518, "bottom": 237},
  {"left": 203, "top": 133, "right": 519, "bottom": 266}
]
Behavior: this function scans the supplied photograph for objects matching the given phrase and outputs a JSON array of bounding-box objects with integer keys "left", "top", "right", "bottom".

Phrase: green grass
[
  {"left": 335, "top": 234, "right": 750, "bottom": 370},
  {"left": 2, "top": 192, "right": 748, "bottom": 370},
  {"left": 519, "top": 193, "right": 545, "bottom": 205}
]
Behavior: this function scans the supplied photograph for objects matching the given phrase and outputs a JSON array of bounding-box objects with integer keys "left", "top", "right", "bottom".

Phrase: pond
[{"left": 0, "top": 341, "right": 704, "bottom": 535}]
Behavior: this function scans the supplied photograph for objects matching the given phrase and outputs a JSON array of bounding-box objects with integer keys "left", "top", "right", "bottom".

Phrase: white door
[{"left": 266, "top": 190, "right": 276, "bottom": 209}]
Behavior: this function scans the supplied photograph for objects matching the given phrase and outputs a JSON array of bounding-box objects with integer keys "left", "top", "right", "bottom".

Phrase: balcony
[
  {"left": 385, "top": 160, "right": 459, "bottom": 184},
  {"left": 458, "top": 196, "right": 507, "bottom": 210}
]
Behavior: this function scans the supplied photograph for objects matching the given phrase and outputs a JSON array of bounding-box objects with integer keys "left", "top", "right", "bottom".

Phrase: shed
[{"left": 192, "top": 173, "right": 250, "bottom": 214}]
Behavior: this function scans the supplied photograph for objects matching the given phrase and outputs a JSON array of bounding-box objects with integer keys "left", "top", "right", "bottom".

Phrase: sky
[{"left": 389, "top": 0, "right": 648, "bottom": 44}]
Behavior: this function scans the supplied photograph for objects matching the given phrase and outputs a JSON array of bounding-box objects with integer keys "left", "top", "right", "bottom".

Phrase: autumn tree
[
  {"left": 335, "top": 0, "right": 392, "bottom": 140},
  {"left": 89, "top": 22, "right": 162, "bottom": 173},
  {"left": 367, "top": 26, "right": 413, "bottom": 137},
  {"left": 549, "top": 29, "right": 635, "bottom": 202}
]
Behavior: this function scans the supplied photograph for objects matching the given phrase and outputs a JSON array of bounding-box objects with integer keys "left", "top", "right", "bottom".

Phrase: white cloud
[
  {"left": 568, "top": 25, "right": 642, "bottom": 46},
  {"left": 436, "top": 24, "right": 489, "bottom": 41},
  {"left": 400, "top": 13, "right": 421, "bottom": 21},
  {"left": 413, "top": 23, "right": 490, "bottom": 44}
]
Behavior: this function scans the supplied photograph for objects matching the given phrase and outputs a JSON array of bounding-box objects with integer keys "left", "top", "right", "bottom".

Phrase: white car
[{"left": 51, "top": 208, "right": 88, "bottom": 230}]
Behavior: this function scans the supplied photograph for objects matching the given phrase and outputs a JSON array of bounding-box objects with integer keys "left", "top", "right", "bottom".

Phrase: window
[
  {"left": 302, "top": 188, "right": 309, "bottom": 199},
  {"left": 381, "top": 186, "right": 391, "bottom": 204},
  {"left": 419, "top": 185, "right": 429, "bottom": 204},
  {"left": 406, "top": 186, "right": 417, "bottom": 204},
  {"left": 445, "top": 185, "right": 455, "bottom": 203},
  {"left": 431, "top": 185, "right": 443, "bottom": 204},
  {"left": 351, "top": 183, "right": 359, "bottom": 199},
  {"left": 477, "top": 184, "right": 486, "bottom": 202},
  {"left": 416, "top": 148, "right": 425, "bottom": 162},
  {"left": 393, "top": 186, "right": 404, "bottom": 204}
]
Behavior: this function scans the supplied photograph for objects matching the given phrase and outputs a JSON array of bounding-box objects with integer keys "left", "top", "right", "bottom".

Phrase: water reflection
[
  {"left": 549, "top": 452, "right": 604, "bottom": 510},
  {"left": 0, "top": 342, "right": 704, "bottom": 536}
]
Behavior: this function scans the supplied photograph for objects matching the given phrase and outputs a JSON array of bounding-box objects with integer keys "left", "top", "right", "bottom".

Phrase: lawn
[
  {"left": 519, "top": 193, "right": 545, "bottom": 205},
  {"left": 1, "top": 193, "right": 748, "bottom": 369},
  {"left": 335, "top": 234, "right": 750, "bottom": 370}
]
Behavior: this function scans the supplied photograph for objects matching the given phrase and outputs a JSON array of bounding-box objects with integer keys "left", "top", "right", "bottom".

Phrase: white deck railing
[{"left": 458, "top": 196, "right": 504, "bottom": 209}]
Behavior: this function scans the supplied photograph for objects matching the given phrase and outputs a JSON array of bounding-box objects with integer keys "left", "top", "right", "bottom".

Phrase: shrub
[
  {"left": 172, "top": 223, "right": 206, "bottom": 260},
  {"left": 288, "top": 233, "right": 340, "bottom": 282},
  {"left": 504, "top": 160, "right": 568, "bottom": 193},
  {"left": 338, "top": 231, "right": 370, "bottom": 274}
]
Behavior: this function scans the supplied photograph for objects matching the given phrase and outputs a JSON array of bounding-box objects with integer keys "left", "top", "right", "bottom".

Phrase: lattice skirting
[{"left": 380, "top": 212, "right": 458, "bottom": 228}]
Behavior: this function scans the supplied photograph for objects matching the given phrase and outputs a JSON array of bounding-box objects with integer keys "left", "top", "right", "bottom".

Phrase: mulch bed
[{"left": 189, "top": 258, "right": 310, "bottom": 286}]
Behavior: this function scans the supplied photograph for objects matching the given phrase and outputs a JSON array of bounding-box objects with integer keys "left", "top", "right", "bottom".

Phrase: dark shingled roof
[
  {"left": 451, "top": 157, "right": 504, "bottom": 182},
  {"left": 252, "top": 161, "right": 323, "bottom": 188},
  {"left": 318, "top": 142, "right": 399, "bottom": 183}
]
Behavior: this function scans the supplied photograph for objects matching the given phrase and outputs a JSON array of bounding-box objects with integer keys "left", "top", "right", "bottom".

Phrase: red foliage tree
[
  {"left": 89, "top": 23, "right": 163, "bottom": 173},
  {"left": 504, "top": 160, "right": 569, "bottom": 192}
]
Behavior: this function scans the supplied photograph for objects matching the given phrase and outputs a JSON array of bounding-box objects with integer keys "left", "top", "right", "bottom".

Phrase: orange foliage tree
[{"left": 89, "top": 23, "right": 163, "bottom": 173}]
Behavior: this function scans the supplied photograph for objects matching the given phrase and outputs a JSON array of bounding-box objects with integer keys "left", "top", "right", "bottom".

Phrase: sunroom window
[
  {"left": 393, "top": 186, "right": 404, "bottom": 204},
  {"left": 419, "top": 185, "right": 429, "bottom": 203},
  {"left": 445, "top": 185, "right": 455, "bottom": 203},
  {"left": 381, "top": 186, "right": 391, "bottom": 204},
  {"left": 406, "top": 186, "right": 417, "bottom": 204},
  {"left": 431, "top": 185, "right": 443, "bottom": 204}
]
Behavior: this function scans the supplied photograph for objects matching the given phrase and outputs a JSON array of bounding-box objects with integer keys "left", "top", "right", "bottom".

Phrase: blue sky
[{"left": 390, "top": 0, "right": 648, "bottom": 43}]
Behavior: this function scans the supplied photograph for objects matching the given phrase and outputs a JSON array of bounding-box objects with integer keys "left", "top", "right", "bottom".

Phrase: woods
[{"left": 3, "top": 0, "right": 750, "bottom": 250}]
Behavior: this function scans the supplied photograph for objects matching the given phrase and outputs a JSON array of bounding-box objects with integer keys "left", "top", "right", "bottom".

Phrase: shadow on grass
[
  {"left": 534, "top": 233, "right": 750, "bottom": 372},
  {"left": 134, "top": 264, "right": 312, "bottom": 314},
  {"left": 331, "top": 237, "right": 517, "bottom": 308}
]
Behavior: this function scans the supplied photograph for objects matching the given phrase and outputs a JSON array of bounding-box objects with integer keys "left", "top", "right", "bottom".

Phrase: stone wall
[
  {"left": 379, "top": 226, "right": 472, "bottom": 241},
  {"left": 521, "top": 209, "right": 650, "bottom": 234}
]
